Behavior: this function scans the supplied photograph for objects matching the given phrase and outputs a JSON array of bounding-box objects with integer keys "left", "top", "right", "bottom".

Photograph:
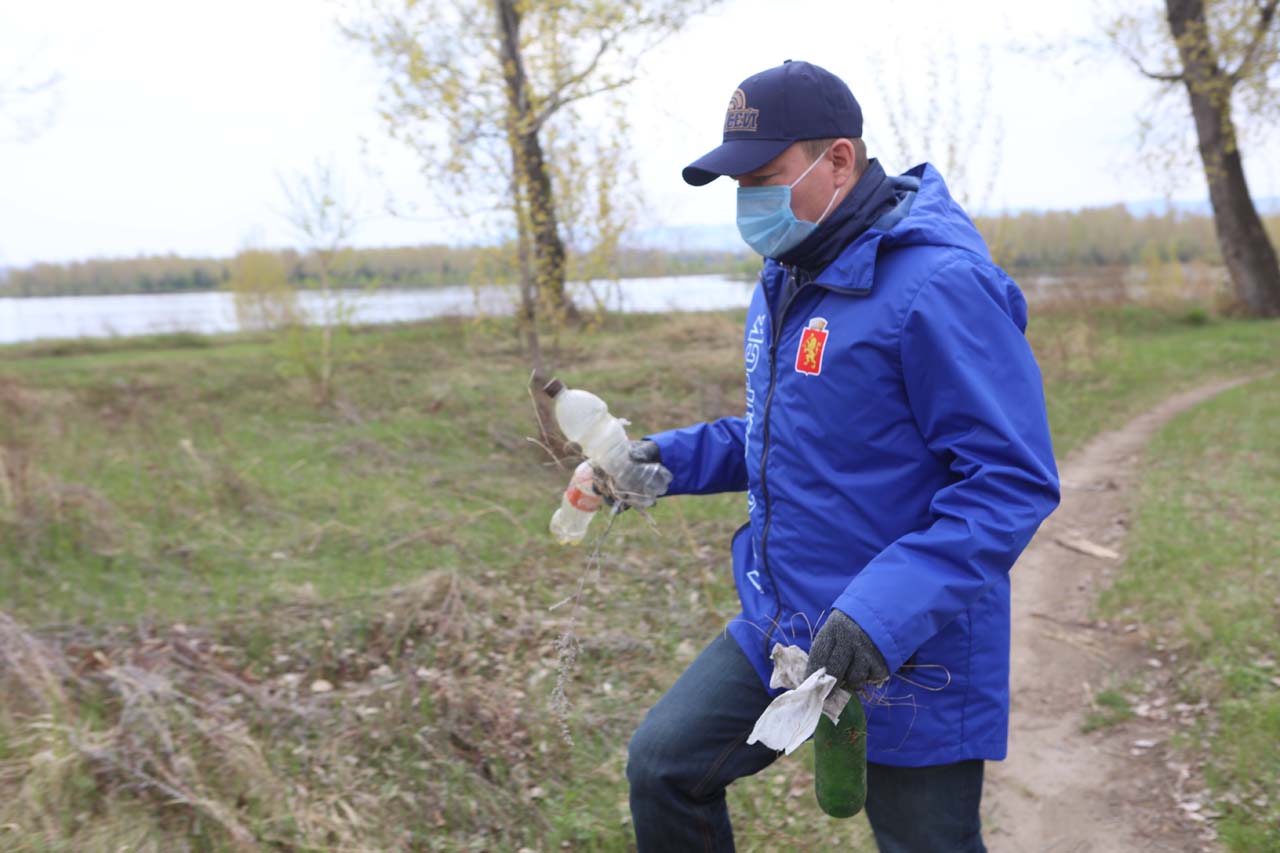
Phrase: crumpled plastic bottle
[
  {"left": 549, "top": 460, "right": 604, "bottom": 545},
  {"left": 544, "top": 378, "right": 652, "bottom": 544}
]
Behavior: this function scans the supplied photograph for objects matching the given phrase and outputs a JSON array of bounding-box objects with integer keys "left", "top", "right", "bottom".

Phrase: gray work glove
[
  {"left": 804, "top": 609, "right": 890, "bottom": 691},
  {"left": 597, "top": 439, "right": 672, "bottom": 511}
]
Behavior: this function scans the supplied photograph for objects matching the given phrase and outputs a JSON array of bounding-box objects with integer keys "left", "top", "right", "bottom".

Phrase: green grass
[
  {"left": 1081, "top": 687, "right": 1136, "bottom": 733},
  {"left": 1027, "top": 305, "right": 1278, "bottom": 457},
  {"left": 1099, "top": 374, "right": 1280, "bottom": 850},
  {"left": 0, "top": 304, "right": 1275, "bottom": 849}
]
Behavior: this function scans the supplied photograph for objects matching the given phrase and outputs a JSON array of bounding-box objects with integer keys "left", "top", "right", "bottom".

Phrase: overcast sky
[{"left": 2, "top": 0, "right": 1278, "bottom": 268}]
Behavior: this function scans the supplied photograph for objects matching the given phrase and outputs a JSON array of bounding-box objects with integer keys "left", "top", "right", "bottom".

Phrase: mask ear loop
[
  {"left": 788, "top": 143, "right": 833, "bottom": 189},
  {"left": 814, "top": 186, "right": 841, "bottom": 226},
  {"left": 791, "top": 142, "right": 841, "bottom": 226}
]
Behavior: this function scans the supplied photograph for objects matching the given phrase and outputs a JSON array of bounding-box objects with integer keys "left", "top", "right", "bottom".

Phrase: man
[{"left": 613, "top": 60, "right": 1059, "bottom": 852}]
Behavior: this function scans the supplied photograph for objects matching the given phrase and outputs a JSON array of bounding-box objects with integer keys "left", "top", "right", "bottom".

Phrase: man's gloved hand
[
  {"left": 596, "top": 439, "right": 672, "bottom": 510},
  {"left": 804, "top": 609, "right": 890, "bottom": 691}
]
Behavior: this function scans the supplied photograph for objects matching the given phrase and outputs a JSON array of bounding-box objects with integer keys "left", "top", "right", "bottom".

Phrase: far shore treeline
[
  {"left": 4, "top": 205, "right": 1279, "bottom": 298},
  {"left": 0, "top": 245, "right": 761, "bottom": 299}
]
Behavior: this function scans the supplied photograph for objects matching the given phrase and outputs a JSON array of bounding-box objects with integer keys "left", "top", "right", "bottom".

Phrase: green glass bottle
[{"left": 814, "top": 695, "right": 867, "bottom": 818}]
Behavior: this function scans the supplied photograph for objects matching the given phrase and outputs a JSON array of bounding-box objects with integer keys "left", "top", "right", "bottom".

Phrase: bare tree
[
  {"left": 0, "top": 52, "right": 61, "bottom": 142},
  {"left": 280, "top": 162, "right": 360, "bottom": 404},
  {"left": 342, "top": 0, "right": 720, "bottom": 361},
  {"left": 1106, "top": 0, "right": 1280, "bottom": 316},
  {"left": 226, "top": 243, "right": 300, "bottom": 332},
  {"left": 868, "top": 44, "right": 1004, "bottom": 214}
]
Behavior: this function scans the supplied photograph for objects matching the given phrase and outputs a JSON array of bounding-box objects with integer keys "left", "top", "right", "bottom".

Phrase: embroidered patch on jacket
[{"left": 795, "top": 317, "right": 829, "bottom": 376}]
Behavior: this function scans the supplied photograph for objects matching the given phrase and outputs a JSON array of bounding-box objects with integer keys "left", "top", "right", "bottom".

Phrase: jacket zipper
[{"left": 757, "top": 264, "right": 805, "bottom": 655}]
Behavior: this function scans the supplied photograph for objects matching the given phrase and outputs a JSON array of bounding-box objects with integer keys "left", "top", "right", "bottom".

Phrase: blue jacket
[{"left": 648, "top": 164, "right": 1060, "bottom": 766}]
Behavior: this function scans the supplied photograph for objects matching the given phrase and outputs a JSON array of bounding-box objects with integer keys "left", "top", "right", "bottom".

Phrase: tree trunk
[
  {"left": 512, "top": 167, "right": 542, "bottom": 364},
  {"left": 1166, "top": 0, "right": 1280, "bottom": 316},
  {"left": 318, "top": 259, "right": 334, "bottom": 405},
  {"left": 494, "top": 0, "right": 578, "bottom": 334}
]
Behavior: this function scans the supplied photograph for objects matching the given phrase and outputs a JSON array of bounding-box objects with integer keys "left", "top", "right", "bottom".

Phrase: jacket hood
[
  {"left": 882, "top": 164, "right": 990, "bottom": 256},
  {"left": 814, "top": 163, "right": 991, "bottom": 294}
]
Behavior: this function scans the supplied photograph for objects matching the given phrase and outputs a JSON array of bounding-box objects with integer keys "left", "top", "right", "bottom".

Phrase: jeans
[
  {"left": 865, "top": 761, "right": 987, "bottom": 853},
  {"left": 627, "top": 632, "right": 987, "bottom": 853}
]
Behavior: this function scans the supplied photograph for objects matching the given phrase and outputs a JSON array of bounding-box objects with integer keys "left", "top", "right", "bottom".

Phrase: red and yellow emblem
[{"left": 795, "top": 317, "right": 829, "bottom": 376}]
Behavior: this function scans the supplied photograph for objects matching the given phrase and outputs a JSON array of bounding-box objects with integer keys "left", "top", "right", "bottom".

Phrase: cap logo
[{"left": 724, "top": 88, "right": 759, "bottom": 133}]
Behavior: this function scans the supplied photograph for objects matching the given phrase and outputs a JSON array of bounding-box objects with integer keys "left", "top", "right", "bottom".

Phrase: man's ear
[{"left": 829, "top": 138, "right": 857, "bottom": 188}]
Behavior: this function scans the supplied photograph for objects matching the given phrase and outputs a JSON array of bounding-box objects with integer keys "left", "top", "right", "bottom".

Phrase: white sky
[{"left": 1, "top": 0, "right": 1278, "bottom": 267}]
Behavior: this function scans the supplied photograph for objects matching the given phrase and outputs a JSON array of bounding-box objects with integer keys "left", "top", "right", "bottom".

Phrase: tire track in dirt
[{"left": 985, "top": 375, "right": 1262, "bottom": 853}]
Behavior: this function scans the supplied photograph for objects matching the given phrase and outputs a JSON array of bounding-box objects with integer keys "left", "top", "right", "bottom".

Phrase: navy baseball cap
[{"left": 683, "top": 60, "right": 862, "bottom": 186}]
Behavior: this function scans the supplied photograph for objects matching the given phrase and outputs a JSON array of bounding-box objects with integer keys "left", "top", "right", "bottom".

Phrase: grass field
[
  {"left": 1099, "top": 374, "right": 1279, "bottom": 852},
  {"left": 0, "top": 304, "right": 1276, "bottom": 850}
]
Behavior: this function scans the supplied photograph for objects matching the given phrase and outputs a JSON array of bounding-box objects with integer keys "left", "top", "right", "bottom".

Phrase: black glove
[
  {"left": 596, "top": 440, "right": 671, "bottom": 511},
  {"left": 804, "top": 609, "right": 890, "bottom": 690},
  {"left": 626, "top": 438, "right": 662, "bottom": 465}
]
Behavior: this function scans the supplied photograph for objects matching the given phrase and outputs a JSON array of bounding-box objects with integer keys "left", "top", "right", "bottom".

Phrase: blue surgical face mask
[{"left": 736, "top": 144, "right": 839, "bottom": 258}]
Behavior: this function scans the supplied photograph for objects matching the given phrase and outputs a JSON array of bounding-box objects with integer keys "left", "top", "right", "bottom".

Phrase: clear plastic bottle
[
  {"left": 543, "top": 378, "right": 634, "bottom": 480},
  {"left": 544, "top": 378, "right": 636, "bottom": 545},
  {"left": 549, "top": 460, "right": 604, "bottom": 544}
]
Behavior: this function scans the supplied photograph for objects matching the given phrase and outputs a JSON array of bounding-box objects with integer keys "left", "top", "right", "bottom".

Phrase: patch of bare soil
[{"left": 985, "top": 377, "right": 1257, "bottom": 853}]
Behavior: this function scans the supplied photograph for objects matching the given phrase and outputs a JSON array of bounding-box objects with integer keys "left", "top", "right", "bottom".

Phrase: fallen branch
[{"left": 1054, "top": 535, "right": 1121, "bottom": 561}]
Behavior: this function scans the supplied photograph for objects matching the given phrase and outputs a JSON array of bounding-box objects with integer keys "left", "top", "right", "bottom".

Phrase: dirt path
[{"left": 984, "top": 376, "right": 1259, "bottom": 853}]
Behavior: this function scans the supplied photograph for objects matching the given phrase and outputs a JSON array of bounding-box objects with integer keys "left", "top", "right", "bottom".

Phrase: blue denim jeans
[{"left": 627, "top": 632, "right": 987, "bottom": 852}]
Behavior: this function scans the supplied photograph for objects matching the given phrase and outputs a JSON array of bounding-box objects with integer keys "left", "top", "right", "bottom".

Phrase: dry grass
[
  {"left": 0, "top": 568, "right": 565, "bottom": 850},
  {"left": 2, "top": 610, "right": 289, "bottom": 849},
  {"left": 0, "top": 378, "right": 126, "bottom": 563},
  {"left": 0, "top": 292, "right": 1273, "bottom": 850}
]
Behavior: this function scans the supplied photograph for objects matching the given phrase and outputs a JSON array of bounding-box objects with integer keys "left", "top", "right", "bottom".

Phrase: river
[
  {"left": 0, "top": 266, "right": 1226, "bottom": 346},
  {"left": 0, "top": 275, "right": 756, "bottom": 345}
]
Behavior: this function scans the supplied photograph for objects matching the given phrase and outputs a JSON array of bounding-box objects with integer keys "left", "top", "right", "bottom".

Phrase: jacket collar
[{"left": 810, "top": 167, "right": 925, "bottom": 295}]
